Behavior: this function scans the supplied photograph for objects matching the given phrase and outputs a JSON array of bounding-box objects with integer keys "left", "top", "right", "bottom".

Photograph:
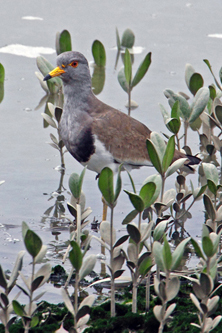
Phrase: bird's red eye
[{"left": 70, "top": 61, "right": 78, "bottom": 68}]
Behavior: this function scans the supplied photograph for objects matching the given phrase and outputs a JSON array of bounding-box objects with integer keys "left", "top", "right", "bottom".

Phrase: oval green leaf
[
  {"left": 69, "top": 241, "right": 82, "bottom": 271},
  {"left": 98, "top": 167, "right": 114, "bottom": 207},
  {"left": 131, "top": 52, "right": 152, "bottom": 87},
  {"left": 24, "top": 230, "right": 42, "bottom": 258},
  {"left": 92, "top": 40, "right": 106, "bottom": 67}
]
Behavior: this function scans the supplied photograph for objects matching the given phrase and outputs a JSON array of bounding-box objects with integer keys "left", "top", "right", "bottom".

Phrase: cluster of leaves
[
  {"left": 31, "top": 27, "right": 222, "bottom": 332},
  {"left": 0, "top": 222, "right": 51, "bottom": 333}
]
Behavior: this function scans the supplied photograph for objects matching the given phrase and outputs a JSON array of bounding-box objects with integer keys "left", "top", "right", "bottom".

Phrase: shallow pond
[{"left": 0, "top": 0, "right": 222, "bottom": 303}]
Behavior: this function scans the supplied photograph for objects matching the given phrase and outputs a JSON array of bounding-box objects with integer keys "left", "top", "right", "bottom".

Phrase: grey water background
[{"left": 0, "top": 0, "right": 221, "bottom": 302}]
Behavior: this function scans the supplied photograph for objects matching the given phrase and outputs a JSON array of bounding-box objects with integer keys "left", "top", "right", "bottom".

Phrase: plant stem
[
  {"left": 101, "top": 198, "right": 107, "bottom": 276},
  {"left": 184, "top": 121, "right": 188, "bottom": 146},
  {"left": 74, "top": 272, "right": 79, "bottom": 323},
  {"left": 110, "top": 206, "right": 115, "bottom": 317},
  {"left": 132, "top": 212, "right": 142, "bottom": 313},
  {"left": 128, "top": 89, "right": 131, "bottom": 116},
  {"left": 145, "top": 272, "right": 151, "bottom": 312},
  {"left": 160, "top": 175, "right": 165, "bottom": 203},
  {"left": 176, "top": 134, "right": 180, "bottom": 151}
]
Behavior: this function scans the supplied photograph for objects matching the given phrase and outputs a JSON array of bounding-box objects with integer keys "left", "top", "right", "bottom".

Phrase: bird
[{"left": 43, "top": 51, "right": 199, "bottom": 175}]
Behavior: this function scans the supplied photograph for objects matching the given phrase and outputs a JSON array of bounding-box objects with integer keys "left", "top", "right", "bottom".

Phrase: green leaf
[
  {"left": 92, "top": 66, "right": 105, "bottom": 95},
  {"left": 163, "top": 236, "right": 172, "bottom": 271},
  {"left": 117, "top": 67, "right": 128, "bottom": 93},
  {"left": 153, "top": 221, "right": 168, "bottom": 241},
  {"left": 203, "top": 194, "right": 216, "bottom": 221},
  {"left": 193, "top": 184, "right": 207, "bottom": 199},
  {"left": 76, "top": 305, "right": 90, "bottom": 323},
  {"left": 126, "top": 170, "right": 136, "bottom": 193},
  {"left": 139, "top": 182, "right": 156, "bottom": 208},
  {"left": 171, "top": 100, "right": 180, "bottom": 120},
  {"left": 124, "top": 190, "right": 144, "bottom": 212},
  {"left": 160, "top": 102, "right": 180, "bottom": 134},
  {"left": 1, "top": 293, "right": 8, "bottom": 307},
  {"left": 0, "top": 266, "right": 7, "bottom": 289},
  {"left": 150, "top": 132, "right": 166, "bottom": 162},
  {"left": 79, "top": 254, "right": 97, "bottom": 280},
  {"left": 122, "top": 209, "right": 138, "bottom": 225},
  {"left": 31, "top": 316, "right": 39, "bottom": 328},
  {"left": 202, "top": 162, "right": 219, "bottom": 186},
  {"left": 69, "top": 173, "right": 80, "bottom": 200},
  {"left": 165, "top": 118, "right": 181, "bottom": 134},
  {"left": 0, "top": 64, "right": 4, "bottom": 104},
  {"left": 189, "top": 73, "right": 204, "bottom": 95},
  {"left": 209, "top": 84, "right": 216, "bottom": 100},
  {"left": 162, "top": 136, "right": 175, "bottom": 173},
  {"left": 79, "top": 166, "right": 87, "bottom": 197},
  {"left": 24, "top": 230, "right": 42, "bottom": 258},
  {"left": 153, "top": 242, "right": 165, "bottom": 272},
  {"left": 215, "top": 105, "right": 222, "bottom": 125},
  {"left": 142, "top": 174, "right": 162, "bottom": 203},
  {"left": 12, "top": 300, "right": 25, "bottom": 317},
  {"left": 207, "top": 179, "right": 217, "bottom": 196},
  {"left": 185, "top": 64, "right": 195, "bottom": 88},
  {"left": 121, "top": 28, "right": 135, "bottom": 48},
  {"left": 114, "top": 165, "right": 122, "bottom": 202},
  {"left": 189, "top": 87, "right": 210, "bottom": 124},
  {"left": 131, "top": 52, "right": 152, "bottom": 87},
  {"left": 146, "top": 139, "right": 162, "bottom": 174},
  {"left": 0, "top": 63, "right": 5, "bottom": 84},
  {"left": 139, "top": 255, "right": 153, "bottom": 276},
  {"left": 200, "top": 273, "right": 213, "bottom": 295},
  {"left": 36, "top": 56, "right": 62, "bottom": 94},
  {"left": 127, "top": 224, "right": 141, "bottom": 244},
  {"left": 98, "top": 167, "right": 114, "bottom": 207},
  {"left": 124, "top": 48, "right": 132, "bottom": 87},
  {"left": 202, "top": 236, "right": 214, "bottom": 257},
  {"left": 92, "top": 40, "right": 106, "bottom": 67},
  {"left": 165, "top": 89, "right": 191, "bottom": 120},
  {"left": 116, "top": 27, "right": 121, "bottom": 50},
  {"left": 190, "top": 238, "right": 205, "bottom": 259},
  {"left": 171, "top": 237, "right": 191, "bottom": 270},
  {"left": 31, "top": 276, "right": 44, "bottom": 292},
  {"left": 57, "top": 30, "right": 72, "bottom": 54},
  {"left": 113, "top": 235, "right": 129, "bottom": 248},
  {"left": 69, "top": 241, "right": 82, "bottom": 271}
]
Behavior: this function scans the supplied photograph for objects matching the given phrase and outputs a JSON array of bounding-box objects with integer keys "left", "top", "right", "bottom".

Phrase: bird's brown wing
[{"left": 91, "top": 106, "right": 152, "bottom": 165}]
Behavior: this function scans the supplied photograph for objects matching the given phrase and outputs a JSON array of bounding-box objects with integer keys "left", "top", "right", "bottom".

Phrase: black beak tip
[{"left": 43, "top": 74, "right": 52, "bottom": 81}]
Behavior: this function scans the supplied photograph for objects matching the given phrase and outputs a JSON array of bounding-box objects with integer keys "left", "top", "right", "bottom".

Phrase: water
[{"left": 0, "top": 0, "right": 221, "bottom": 302}]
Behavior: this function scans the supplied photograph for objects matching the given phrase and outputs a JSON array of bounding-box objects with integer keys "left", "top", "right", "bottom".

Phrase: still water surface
[{"left": 0, "top": 0, "right": 222, "bottom": 302}]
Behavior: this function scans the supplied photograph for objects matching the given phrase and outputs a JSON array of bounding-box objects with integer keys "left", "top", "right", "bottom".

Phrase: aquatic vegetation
[{"left": 2, "top": 27, "right": 222, "bottom": 332}]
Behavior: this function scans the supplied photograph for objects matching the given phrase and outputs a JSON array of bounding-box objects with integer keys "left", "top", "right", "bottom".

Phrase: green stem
[
  {"left": 24, "top": 262, "right": 35, "bottom": 333},
  {"left": 160, "top": 175, "right": 165, "bottom": 204},
  {"left": 184, "top": 121, "right": 188, "bottom": 147},
  {"left": 158, "top": 272, "right": 170, "bottom": 333},
  {"left": 176, "top": 134, "right": 180, "bottom": 151},
  {"left": 74, "top": 272, "right": 79, "bottom": 327},
  {"left": 132, "top": 212, "right": 142, "bottom": 313},
  {"left": 128, "top": 89, "right": 131, "bottom": 116},
  {"left": 145, "top": 272, "right": 151, "bottom": 312},
  {"left": 110, "top": 207, "right": 115, "bottom": 317}
]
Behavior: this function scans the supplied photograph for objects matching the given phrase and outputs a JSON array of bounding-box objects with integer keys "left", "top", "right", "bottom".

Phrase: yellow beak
[{"left": 43, "top": 66, "right": 65, "bottom": 81}]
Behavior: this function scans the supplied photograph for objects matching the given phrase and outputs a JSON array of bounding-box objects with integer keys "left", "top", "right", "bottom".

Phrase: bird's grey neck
[{"left": 63, "top": 81, "right": 94, "bottom": 113}]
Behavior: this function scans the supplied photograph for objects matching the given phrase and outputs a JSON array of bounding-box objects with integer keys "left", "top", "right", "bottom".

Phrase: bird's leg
[{"left": 100, "top": 196, "right": 107, "bottom": 276}]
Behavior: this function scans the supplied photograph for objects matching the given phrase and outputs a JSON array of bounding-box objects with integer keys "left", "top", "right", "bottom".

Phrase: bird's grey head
[{"left": 44, "top": 51, "right": 91, "bottom": 88}]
